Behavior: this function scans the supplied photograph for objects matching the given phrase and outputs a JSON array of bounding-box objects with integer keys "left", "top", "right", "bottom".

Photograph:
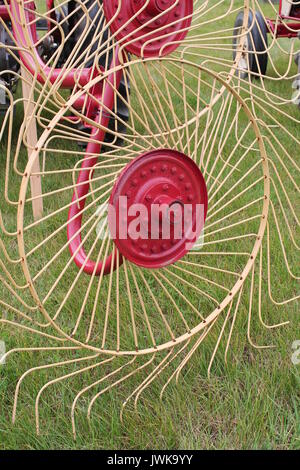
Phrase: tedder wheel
[
  {"left": 10, "top": 0, "right": 242, "bottom": 151},
  {"left": 38, "top": 0, "right": 131, "bottom": 149},
  {"left": 233, "top": 10, "right": 268, "bottom": 79},
  {"left": 102, "top": 0, "right": 193, "bottom": 58},
  {"left": 1, "top": 2, "right": 300, "bottom": 433},
  {"left": 0, "top": 21, "right": 20, "bottom": 115},
  {"left": 46, "top": 0, "right": 130, "bottom": 148},
  {"left": 17, "top": 58, "right": 269, "bottom": 355}
]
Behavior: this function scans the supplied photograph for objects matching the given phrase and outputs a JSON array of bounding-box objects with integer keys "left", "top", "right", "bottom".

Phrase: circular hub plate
[
  {"left": 103, "top": 0, "right": 193, "bottom": 58},
  {"left": 109, "top": 149, "right": 208, "bottom": 268}
]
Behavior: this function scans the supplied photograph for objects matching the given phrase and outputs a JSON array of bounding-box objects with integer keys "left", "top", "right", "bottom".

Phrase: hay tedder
[
  {"left": 0, "top": 1, "right": 299, "bottom": 437},
  {"left": 233, "top": 0, "right": 300, "bottom": 78}
]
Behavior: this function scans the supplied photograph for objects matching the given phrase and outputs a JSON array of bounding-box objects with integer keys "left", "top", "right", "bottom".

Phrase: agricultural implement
[
  {"left": 233, "top": 0, "right": 300, "bottom": 78},
  {"left": 0, "top": 1, "right": 298, "bottom": 437}
]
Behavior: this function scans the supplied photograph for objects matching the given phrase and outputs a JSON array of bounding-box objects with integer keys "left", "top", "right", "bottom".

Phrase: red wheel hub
[
  {"left": 103, "top": 0, "right": 193, "bottom": 58},
  {"left": 109, "top": 149, "right": 208, "bottom": 269}
]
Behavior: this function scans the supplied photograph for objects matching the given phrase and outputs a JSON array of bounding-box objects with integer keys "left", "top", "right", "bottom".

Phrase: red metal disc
[
  {"left": 103, "top": 0, "right": 193, "bottom": 58},
  {"left": 108, "top": 149, "right": 208, "bottom": 269}
]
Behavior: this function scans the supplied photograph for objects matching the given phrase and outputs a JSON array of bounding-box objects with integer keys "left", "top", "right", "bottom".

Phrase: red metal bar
[
  {"left": 279, "top": 0, "right": 300, "bottom": 19},
  {"left": 0, "top": 5, "right": 10, "bottom": 20},
  {"left": 9, "top": 0, "right": 92, "bottom": 88},
  {"left": 6, "top": 0, "right": 121, "bottom": 274},
  {"left": 266, "top": 18, "right": 300, "bottom": 38},
  {"left": 67, "top": 50, "right": 123, "bottom": 276}
]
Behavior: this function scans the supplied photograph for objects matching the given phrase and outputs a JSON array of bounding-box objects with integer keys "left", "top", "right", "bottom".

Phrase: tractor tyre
[
  {"left": 41, "top": 0, "right": 130, "bottom": 149},
  {"left": 233, "top": 10, "right": 268, "bottom": 79}
]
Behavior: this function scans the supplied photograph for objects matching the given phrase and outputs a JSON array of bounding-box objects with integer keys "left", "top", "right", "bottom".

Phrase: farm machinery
[
  {"left": 233, "top": 0, "right": 300, "bottom": 82},
  {"left": 0, "top": 0, "right": 130, "bottom": 145},
  {"left": 0, "top": 1, "right": 298, "bottom": 434}
]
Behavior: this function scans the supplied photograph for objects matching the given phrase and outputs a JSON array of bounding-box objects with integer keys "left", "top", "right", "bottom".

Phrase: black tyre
[
  {"left": 0, "top": 22, "right": 20, "bottom": 92},
  {"left": 41, "top": 0, "right": 130, "bottom": 148},
  {"left": 68, "top": 0, "right": 130, "bottom": 148},
  {"left": 233, "top": 10, "right": 268, "bottom": 79},
  {"left": 294, "top": 52, "right": 300, "bottom": 109},
  {"left": 0, "top": 20, "right": 20, "bottom": 118}
]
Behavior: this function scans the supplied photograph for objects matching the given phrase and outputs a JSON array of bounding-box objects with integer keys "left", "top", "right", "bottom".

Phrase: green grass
[{"left": 0, "top": 0, "right": 299, "bottom": 450}]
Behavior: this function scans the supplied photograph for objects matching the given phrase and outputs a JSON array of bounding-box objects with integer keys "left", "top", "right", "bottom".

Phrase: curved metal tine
[
  {"left": 86, "top": 356, "right": 137, "bottom": 422},
  {"left": 159, "top": 339, "right": 193, "bottom": 402},
  {"left": 0, "top": 318, "right": 66, "bottom": 343},
  {"left": 132, "top": 346, "right": 194, "bottom": 412},
  {"left": 35, "top": 355, "right": 115, "bottom": 435},
  {"left": 257, "top": 245, "right": 290, "bottom": 330},
  {"left": 120, "top": 350, "right": 174, "bottom": 421},
  {"left": 12, "top": 350, "right": 101, "bottom": 427},
  {"left": 207, "top": 301, "right": 233, "bottom": 379},
  {"left": 247, "top": 261, "right": 276, "bottom": 351},
  {"left": 175, "top": 320, "right": 217, "bottom": 384},
  {"left": 267, "top": 223, "right": 300, "bottom": 306},
  {"left": 86, "top": 355, "right": 159, "bottom": 438}
]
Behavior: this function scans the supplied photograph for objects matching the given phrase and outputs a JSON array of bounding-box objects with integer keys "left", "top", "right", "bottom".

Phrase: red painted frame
[
  {"left": 0, "top": 0, "right": 200, "bottom": 274},
  {"left": 266, "top": 0, "right": 300, "bottom": 38},
  {"left": 2, "top": 0, "right": 122, "bottom": 274},
  {"left": 0, "top": 4, "right": 10, "bottom": 20}
]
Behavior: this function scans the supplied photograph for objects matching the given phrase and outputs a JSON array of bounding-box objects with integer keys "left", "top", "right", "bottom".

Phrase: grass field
[{"left": 0, "top": 0, "right": 299, "bottom": 450}]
